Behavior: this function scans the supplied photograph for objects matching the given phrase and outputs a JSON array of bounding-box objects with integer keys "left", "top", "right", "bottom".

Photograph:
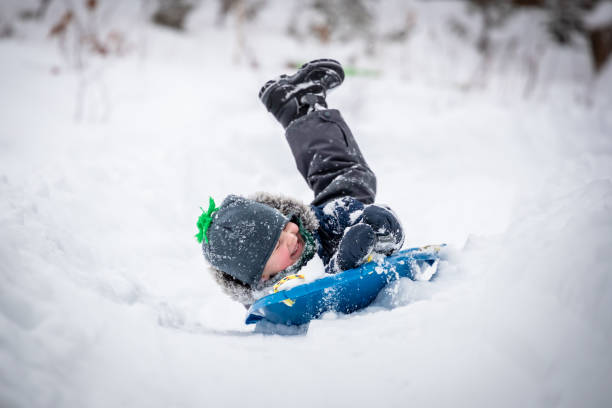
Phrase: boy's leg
[
  {"left": 260, "top": 59, "right": 376, "bottom": 206},
  {"left": 285, "top": 109, "right": 377, "bottom": 206}
]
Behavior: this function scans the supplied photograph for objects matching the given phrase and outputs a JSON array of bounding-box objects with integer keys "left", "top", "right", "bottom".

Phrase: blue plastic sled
[{"left": 246, "top": 245, "right": 444, "bottom": 326}]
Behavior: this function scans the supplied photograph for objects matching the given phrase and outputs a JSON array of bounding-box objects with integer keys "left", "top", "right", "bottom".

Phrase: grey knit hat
[{"left": 201, "top": 195, "right": 289, "bottom": 286}]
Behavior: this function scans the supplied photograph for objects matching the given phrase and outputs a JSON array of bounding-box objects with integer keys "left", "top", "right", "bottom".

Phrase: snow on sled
[{"left": 246, "top": 244, "right": 445, "bottom": 326}]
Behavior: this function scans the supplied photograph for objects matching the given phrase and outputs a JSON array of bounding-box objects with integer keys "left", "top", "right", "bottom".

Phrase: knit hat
[{"left": 198, "top": 195, "right": 289, "bottom": 286}]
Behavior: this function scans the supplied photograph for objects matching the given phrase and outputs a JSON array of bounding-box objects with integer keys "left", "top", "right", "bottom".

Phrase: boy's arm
[
  {"left": 285, "top": 109, "right": 377, "bottom": 206},
  {"left": 325, "top": 223, "right": 376, "bottom": 273},
  {"left": 317, "top": 199, "right": 405, "bottom": 274}
]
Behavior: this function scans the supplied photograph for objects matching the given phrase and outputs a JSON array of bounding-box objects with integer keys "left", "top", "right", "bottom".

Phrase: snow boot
[{"left": 259, "top": 58, "right": 345, "bottom": 128}]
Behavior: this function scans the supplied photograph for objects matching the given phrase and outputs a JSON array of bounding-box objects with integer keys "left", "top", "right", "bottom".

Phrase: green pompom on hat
[{"left": 195, "top": 197, "right": 219, "bottom": 244}]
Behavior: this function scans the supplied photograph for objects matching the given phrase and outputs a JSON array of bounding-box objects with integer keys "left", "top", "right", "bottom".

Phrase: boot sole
[{"left": 259, "top": 58, "right": 345, "bottom": 104}]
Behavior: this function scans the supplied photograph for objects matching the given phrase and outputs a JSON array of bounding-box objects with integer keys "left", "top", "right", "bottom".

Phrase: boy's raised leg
[
  {"left": 286, "top": 109, "right": 377, "bottom": 206},
  {"left": 259, "top": 59, "right": 376, "bottom": 206}
]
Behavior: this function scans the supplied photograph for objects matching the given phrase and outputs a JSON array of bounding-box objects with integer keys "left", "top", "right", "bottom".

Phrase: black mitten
[
  {"left": 335, "top": 223, "right": 376, "bottom": 271},
  {"left": 361, "top": 205, "right": 404, "bottom": 255}
]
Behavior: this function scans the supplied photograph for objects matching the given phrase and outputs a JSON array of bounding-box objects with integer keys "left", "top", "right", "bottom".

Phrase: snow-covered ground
[{"left": 1, "top": 1, "right": 611, "bottom": 407}]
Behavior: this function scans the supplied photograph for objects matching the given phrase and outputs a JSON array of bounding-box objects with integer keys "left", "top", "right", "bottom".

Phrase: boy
[{"left": 196, "top": 59, "right": 404, "bottom": 307}]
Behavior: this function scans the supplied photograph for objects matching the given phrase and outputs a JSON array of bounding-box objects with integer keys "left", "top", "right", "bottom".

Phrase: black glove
[
  {"left": 335, "top": 223, "right": 376, "bottom": 271},
  {"left": 361, "top": 205, "right": 404, "bottom": 255}
]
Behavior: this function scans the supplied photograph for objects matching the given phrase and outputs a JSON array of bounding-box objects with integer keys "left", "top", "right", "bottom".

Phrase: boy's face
[{"left": 261, "top": 221, "right": 304, "bottom": 281}]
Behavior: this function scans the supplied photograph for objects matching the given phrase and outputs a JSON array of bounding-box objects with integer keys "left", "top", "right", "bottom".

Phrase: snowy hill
[{"left": 1, "top": 1, "right": 611, "bottom": 407}]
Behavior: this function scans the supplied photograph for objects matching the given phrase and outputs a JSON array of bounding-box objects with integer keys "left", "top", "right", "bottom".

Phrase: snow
[
  {"left": 584, "top": 2, "right": 612, "bottom": 29},
  {"left": 1, "top": 1, "right": 612, "bottom": 407}
]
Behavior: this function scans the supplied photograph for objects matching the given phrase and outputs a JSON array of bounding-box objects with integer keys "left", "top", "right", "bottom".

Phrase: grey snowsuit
[{"left": 286, "top": 109, "right": 377, "bottom": 206}]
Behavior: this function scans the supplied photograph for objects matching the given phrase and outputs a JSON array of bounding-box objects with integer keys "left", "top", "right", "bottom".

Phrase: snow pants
[{"left": 285, "top": 109, "right": 377, "bottom": 207}]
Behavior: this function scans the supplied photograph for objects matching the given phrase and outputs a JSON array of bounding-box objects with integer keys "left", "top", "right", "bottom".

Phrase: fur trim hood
[
  {"left": 249, "top": 192, "right": 319, "bottom": 231},
  {"left": 208, "top": 193, "right": 318, "bottom": 307}
]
